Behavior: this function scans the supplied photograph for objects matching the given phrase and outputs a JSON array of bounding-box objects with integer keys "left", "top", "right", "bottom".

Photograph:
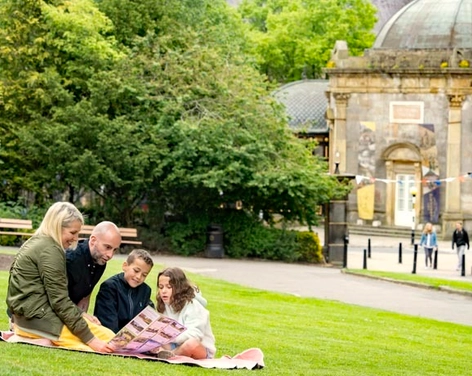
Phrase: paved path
[
  {"left": 149, "top": 230, "right": 472, "bottom": 327},
  {"left": 154, "top": 254, "right": 472, "bottom": 327}
]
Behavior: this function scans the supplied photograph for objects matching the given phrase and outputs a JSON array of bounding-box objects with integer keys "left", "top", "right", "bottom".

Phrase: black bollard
[
  {"left": 398, "top": 242, "right": 402, "bottom": 264},
  {"left": 363, "top": 249, "right": 367, "bottom": 269},
  {"left": 342, "top": 236, "right": 348, "bottom": 268},
  {"left": 461, "top": 254, "right": 466, "bottom": 277},
  {"left": 368, "top": 238, "right": 371, "bottom": 258},
  {"left": 412, "top": 244, "right": 418, "bottom": 274},
  {"left": 433, "top": 249, "right": 438, "bottom": 270}
]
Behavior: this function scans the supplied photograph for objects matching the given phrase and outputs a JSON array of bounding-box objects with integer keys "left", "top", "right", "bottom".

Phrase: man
[
  {"left": 452, "top": 221, "right": 469, "bottom": 271},
  {"left": 66, "top": 221, "right": 122, "bottom": 315}
]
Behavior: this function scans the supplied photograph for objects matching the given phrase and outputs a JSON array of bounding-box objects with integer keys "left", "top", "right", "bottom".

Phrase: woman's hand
[{"left": 87, "top": 337, "right": 115, "bottom": 353}]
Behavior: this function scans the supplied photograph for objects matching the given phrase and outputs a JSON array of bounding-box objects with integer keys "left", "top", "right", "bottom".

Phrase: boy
[{"left": 94, "top": 249, "right": 154, "bottom": 333}]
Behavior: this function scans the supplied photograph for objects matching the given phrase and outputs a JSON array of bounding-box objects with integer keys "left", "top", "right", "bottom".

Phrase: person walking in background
[
  {"left": 6, "top": 202, "right": 115, "bottom": 353},
  {"left": 452, "top": 221, "right": 469, "bottom": 271},
  {"left": 154, "top": 267, "right": 216, "bottom": 360},
  {"left": 419, "top": 222, "right": 437, "bottom": 269},
  {"left": 94, "top": 249, "right": 155, "bottom": 333}
]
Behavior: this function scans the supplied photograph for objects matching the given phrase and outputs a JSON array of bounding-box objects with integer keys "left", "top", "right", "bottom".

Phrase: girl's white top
[{"left": 163, "top": 293, "right": 216, "bottom": 357}]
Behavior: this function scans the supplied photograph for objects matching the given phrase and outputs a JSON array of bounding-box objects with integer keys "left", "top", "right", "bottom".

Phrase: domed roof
[
  {"left": 371, "top": 0, "right": 414, "bottom": 33},
  {"left": 374, "top": 0, "right": 472, "bottom": 49},
  {"left": 273, "top": 80, "right": 328, "bottom": 134}
]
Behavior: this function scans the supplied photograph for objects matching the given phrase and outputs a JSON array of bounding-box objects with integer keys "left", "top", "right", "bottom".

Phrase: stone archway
[{"left": 382, "top": 143, "right": 422, "bottom": 227}]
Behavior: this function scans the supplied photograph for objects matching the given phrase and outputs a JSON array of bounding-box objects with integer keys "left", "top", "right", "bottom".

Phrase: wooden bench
[
  {"left": 79, "top": 225, "right": 142, "bottom": 247},
  {"left": 0, "top": 218, "right": 34, "bottom": 240}
]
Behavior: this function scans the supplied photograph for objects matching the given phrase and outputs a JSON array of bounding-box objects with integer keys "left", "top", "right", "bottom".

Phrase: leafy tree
[
  {"left": 238, "top": 0, "right": 377, "bottom": 82},
  {"left": 0, "top": 0, "right": 121, "bottom": 203},
  {"left": 0, "top": 0, "right": 347, "bottom": 238}
]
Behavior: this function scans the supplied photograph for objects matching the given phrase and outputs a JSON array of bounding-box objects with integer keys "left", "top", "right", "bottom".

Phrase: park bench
[
  {"left": 79, "top": 224, "right": 142, "bottom": 252},
  {"left": 0, "top": 218, "right": 34, "bottom": 242}
]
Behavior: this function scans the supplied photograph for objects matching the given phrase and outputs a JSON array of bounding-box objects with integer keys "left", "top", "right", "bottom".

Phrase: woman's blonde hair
[
  {"left": 35, "top": 202, "right": 83, "bottom": 249},
  {"left": 423, "top": 222, "right": 434, "bottom": 234}
]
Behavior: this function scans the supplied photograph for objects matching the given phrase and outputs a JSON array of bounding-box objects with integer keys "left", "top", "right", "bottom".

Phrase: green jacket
[{"left": 7, "top": 235, "right": 94, "bottom": 343}]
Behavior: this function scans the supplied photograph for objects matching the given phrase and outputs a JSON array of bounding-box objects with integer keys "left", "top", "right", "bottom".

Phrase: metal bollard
[
  {"left": 368, "top": 238, "right": 371, "bottom": 258},
  {"left": 398, "top": 242, "right": 402, "bottom": 264},
  {"left": 342, "top": 235, "right": 348, "bottom": 268},
  {"left": 461, "top": 254, "right": 466, "bottom": 277},
  {"left": 363, "top": 249, "right": 367, "bottom": 269},
  {"left": 433, "top": 249, "right": 438, "bottom": 270},
  {"left": 412, "top": 244, "right": 418, "bottom": 274}
]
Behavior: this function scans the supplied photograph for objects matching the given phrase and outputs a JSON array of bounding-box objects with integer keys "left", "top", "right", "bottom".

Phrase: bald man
[{"left": 66, "top": 221, "right": 122, "bottom": 313}]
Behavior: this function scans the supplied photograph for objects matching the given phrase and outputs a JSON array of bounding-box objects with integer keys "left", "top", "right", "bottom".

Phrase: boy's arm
[{"left": 94, "top": 281, "right": 119, "bottom": 333}]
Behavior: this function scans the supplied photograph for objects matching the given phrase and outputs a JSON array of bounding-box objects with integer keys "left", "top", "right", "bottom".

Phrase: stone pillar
[
  {"left": 332, "top": 93, "right": 350, "bottom": 173},
  {"left": 324, "top": 174, "right": 355, "bottom": 267},
  {"left": 443, "top": 94, "right": 465, "bottom": 235}
]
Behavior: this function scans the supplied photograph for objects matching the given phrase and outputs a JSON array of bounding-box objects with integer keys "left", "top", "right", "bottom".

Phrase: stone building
[{"left": 326, "top": 0, "right": 472, "bottom": 237}]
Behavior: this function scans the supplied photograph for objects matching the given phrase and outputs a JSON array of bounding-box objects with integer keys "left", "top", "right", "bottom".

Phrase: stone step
[{"left": 348, "top": 224, "right": 432, "bottom": 239}]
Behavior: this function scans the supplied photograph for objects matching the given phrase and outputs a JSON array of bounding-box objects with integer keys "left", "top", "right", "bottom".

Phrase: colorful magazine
[{"left": 109, "top": 305, "right": 186, "bottom": 354}]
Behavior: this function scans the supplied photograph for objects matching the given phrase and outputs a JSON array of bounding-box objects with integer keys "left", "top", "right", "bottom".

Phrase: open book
[{"left": 109, "top": 305, "right": 186, "bottom": 354}]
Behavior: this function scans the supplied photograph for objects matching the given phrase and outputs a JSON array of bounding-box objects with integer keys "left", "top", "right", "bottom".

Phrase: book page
[{"left": 109, "top": 305, "right": 186, "bottom": 353}]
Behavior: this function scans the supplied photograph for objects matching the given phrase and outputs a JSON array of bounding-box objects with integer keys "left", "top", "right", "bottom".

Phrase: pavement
[{"left": 148, "top": 229, "right": 472, "bottom": 327}]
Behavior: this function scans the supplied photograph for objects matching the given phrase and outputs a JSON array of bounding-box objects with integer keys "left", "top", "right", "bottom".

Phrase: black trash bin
[{"left": 205, "top": 224, "right": 224, "bottom": 258}]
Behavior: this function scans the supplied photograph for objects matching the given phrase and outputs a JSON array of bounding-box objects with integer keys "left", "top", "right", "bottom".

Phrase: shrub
[{"left": 295, "top": 231, "right": 323, "bottom": 263}]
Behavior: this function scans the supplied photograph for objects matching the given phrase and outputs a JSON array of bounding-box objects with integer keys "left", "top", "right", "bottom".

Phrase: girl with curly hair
[{"left": 155, "top": 267, "right": 215, "bottom": 359}]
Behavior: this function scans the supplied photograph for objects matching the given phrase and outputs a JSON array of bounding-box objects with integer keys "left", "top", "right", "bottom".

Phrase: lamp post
[
  {"left": 334, "top": 151, "right": 340, "bottom": 174},
  {"left": 410, "top": 186, "right": 417, "bottom": 245}
]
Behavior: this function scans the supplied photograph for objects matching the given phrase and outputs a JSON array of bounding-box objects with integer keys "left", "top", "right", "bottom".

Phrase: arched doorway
[{"left": 382, "top": 143, "right": 422, "bottom": 227}]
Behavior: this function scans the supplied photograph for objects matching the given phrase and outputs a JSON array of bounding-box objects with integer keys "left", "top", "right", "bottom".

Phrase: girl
[
  {"left": 419, "top": 222, "right": 437, "bottom": 269},
  {"left": 156, "top": 267, "right": 216, "bottom": 359}
]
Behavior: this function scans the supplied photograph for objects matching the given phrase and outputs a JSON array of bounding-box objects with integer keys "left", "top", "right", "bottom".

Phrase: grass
[
  {"left": 347, "top": 269, "right": 472, "bottom": 293},
  {"left": 1, "top": 249, "right": 472, "bottom": 375}
]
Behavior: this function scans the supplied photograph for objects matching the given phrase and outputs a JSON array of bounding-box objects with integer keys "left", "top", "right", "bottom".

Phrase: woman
[
  {"left": 7, "top": 202, "right": 115, "bottom": 352},
  {"left": 419, "top": 222, "right": 437, "bottom": 269}
]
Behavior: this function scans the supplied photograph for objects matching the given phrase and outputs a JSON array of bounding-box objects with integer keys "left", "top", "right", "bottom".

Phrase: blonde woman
[
  {"left": 7, "top": 202, "right": 115, "bottom": 352},
  {"left": 419, "top": 222, "right": 437, "bottom": 269}
]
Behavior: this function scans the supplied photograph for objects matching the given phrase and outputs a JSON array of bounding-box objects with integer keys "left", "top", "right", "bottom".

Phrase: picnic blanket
[{"left": 0, "top": 331, "right": 264, "bottom": 370}]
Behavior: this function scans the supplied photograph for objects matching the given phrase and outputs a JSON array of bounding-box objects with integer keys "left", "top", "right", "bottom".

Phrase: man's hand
[
  {"left": 82, "top": 312, "right": 101, "bottom": 326},
  {"left": 77, "top": 296, "right": 91, "bottom": 312},
  {"left": 87, "top": 337, "right": 115, "bottom": 353}
]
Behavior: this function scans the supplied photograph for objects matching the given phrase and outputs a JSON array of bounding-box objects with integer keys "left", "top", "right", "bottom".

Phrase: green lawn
[
  {"left": 347, "top": 269, "right": 472, "bottom": 293},
  {"left": 1, "top": 250, "right": 472, "bottom": 375}
]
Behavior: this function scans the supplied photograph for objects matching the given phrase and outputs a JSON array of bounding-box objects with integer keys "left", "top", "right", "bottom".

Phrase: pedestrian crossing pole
[
  {"left": 410, "top": 186, "right": 417, "bottom": 245},
  {"left": 412, "top": 243, "right": 418, "bottom": 274},
  {"left": 461, "top": 254, "right": 466, "bottom": 277}
]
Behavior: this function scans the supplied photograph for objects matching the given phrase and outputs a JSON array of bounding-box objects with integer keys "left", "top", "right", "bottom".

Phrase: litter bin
[{"left": 205, "top": 224, "right": 224, "bottom": 258}]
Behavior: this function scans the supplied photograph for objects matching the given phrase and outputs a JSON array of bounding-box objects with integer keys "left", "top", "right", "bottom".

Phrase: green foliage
[
  {"left": 0, "top": 0, "right": 348, "bottom": 258},
  {"left": 238, "top": 0, "right": 377, "bottom": 82},
  {"left": 295, "top": 230, "right": 322, "bottom": 263}
]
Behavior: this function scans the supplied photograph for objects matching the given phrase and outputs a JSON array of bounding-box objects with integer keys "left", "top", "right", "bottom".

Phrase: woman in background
[{"left": 419, "top": 222, "right": 437, "bottom": 269}]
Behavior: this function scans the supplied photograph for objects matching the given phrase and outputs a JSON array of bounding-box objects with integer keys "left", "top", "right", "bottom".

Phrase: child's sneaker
[{"left": 156, "top": 350, "right": 175, "bottom": 359}]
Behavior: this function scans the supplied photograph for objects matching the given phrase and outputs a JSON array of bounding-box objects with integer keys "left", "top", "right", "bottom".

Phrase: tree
[
  {"left": 0, "top": 0, "right": 347, "bottom": 234},
  {"left": 0, "top": 0, "right": 122, "bottom": 203},
  {"left": 238, "top": 0, "right": 377, "bottom": 82}
]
